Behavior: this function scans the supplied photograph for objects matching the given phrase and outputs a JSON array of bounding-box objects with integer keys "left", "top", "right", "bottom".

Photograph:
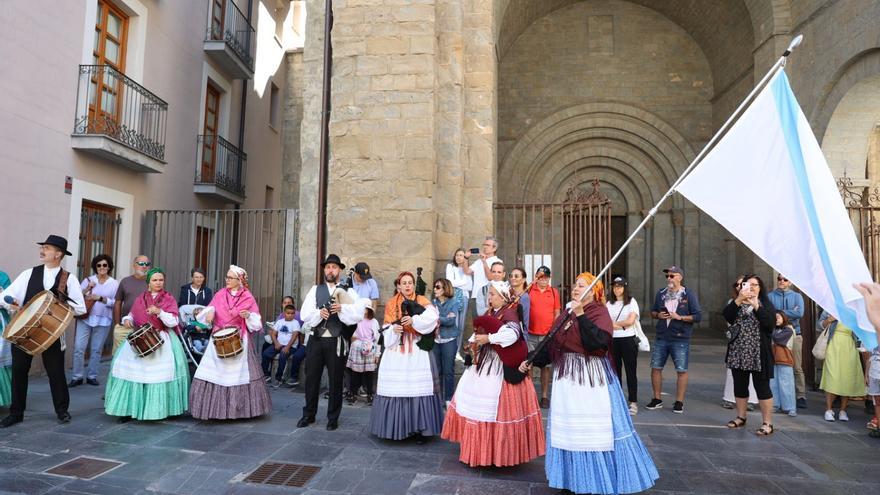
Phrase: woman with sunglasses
[
  {"left": 69, "top": 255, "right": 119, "bottom": 387},
  {"left": 431, "top": 278, "right": 461, "bottom": 404}
]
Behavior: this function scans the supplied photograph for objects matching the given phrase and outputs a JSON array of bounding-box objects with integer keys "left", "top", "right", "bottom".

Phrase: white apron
[
  {"left": 376, "top": 345, "right": 434, "bottom": 397},
  {"left": 110, "top": 330, "right": 175, "bottom": 384},
  {"left": 193, "top": 332, "right": 250, "bottom": 387},
  {"left": 451, "top": 352, "right": 504, "bottom": 422},
  {"left": 550, "top": 353, "right": 613, "bottom": 452}
]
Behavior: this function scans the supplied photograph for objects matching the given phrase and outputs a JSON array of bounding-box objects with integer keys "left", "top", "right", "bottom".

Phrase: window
[
  {"left": 194, "top": 226, "right": 213, "bottom": 273},
  {"left": 201, "top": 82, "right": 222, "bottom": 181},
  {"left": 78, "top": 201, "right": 120, "bottom": 280},
  {"left": 269, "top": 82, "right": 280, "bottom": 129},
  {"left": 210, "top": 0, "right": 226, "bottom": 40},
  {"left": 90, "top": 0, "right": 129, "bottom": 131}
]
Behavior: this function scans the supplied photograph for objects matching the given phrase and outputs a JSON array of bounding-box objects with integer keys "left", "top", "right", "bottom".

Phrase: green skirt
[
  {"left": 0, "top": 366, "right": 11, "bottom": 407},
  {"left": 105, "top": 333, "right": 190, "bottom": 420},
  {"left": 819, "top": 325, "right": 866, "bottom": 397}
]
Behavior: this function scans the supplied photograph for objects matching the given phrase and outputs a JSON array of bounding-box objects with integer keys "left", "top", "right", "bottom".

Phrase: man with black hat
[
  {"left": 297, "top": 254, "right": 369, "bottom": 430},
  {"left": 351, "top": 262, "right": 379, "bottom": 310},
  {"left": 0, "top": 235, "right": 86, "bottom": 428}
]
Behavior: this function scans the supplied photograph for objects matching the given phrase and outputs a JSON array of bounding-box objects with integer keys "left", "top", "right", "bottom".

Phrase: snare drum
[
  {"left": 213, "top": 326, "right": 243, "bottom": 358},
  {"left": 3, "top": 291, "right": 74, "bottom": 355},
  {"left": 127, "top": 323, "right": 165, "bottom": 358}
]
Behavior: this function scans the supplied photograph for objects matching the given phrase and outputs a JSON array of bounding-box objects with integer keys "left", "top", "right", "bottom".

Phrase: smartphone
[
  {"left": 740, "top": 281, "right": 752, "bottom": 294},
  {"left": 469, "top": 248, "right": 480, "bottom": 254}
]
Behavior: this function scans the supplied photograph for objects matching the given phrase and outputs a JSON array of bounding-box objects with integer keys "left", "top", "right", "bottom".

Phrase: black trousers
[
  {"left": 730, "top": 368, "right": 772, "bottom": 401},
  {"left": 612, "top": 336, "right": 639, "bottom": 403},
  {"left": 302, "top": 336, "right": 347, "bottom": 422},
  {"left": 349, "top": 370, "right": 374, "bottom": 396},
  {"left": 10, "top": 338, "right": 69, "bottom": 418}
]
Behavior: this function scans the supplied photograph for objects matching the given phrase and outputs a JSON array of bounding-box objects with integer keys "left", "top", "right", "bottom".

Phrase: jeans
[
  {"left": 262, "top": 345, "right": 306, "bottom": 381},
  {"left": 455, "top": 298, "right": 469, "bottom": 357},
  {"left": 71, "top": 320, "right": 111, "bottom": 380},
  {"left": 650, "top": 339, "right": 690, "bottom": 372},
  {"left": 433, "top": 339, "right": 458, "bottom": 402},
  {"left": 792, "top": 334, "right": 805, "bottom": 399},
  {"left": 770, "top": 365, "right": 796, "bottom": 414}
]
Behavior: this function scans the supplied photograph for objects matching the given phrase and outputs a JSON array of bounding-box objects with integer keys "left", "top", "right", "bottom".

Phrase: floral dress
[{"left": 726, "top": 305, "right": 762, "bottom": 371}]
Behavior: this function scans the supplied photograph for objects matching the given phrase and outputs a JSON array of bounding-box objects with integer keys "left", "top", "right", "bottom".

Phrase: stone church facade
[{"left": 283, "top": 0, "right": 880, "bottom": 325}]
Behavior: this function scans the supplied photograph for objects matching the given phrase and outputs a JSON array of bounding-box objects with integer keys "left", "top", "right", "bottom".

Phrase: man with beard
[
  {"left": 297, "top": 254, "right": 368, "bottom": 430},
  {"left": 0, "top": 235, "right": 86, "bottom": 428},
  {"left": 112, "top": 255, "right": 151, "bottom": 353}
]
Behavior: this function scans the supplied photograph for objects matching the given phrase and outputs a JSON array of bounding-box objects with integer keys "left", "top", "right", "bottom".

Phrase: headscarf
[
  {"left": 487, "top": 280, "right": 513, "bottom": 304},
  {"left": 229, "top": 264, "right": 249, "bottom": 290},
  {"left": 208, "top": 283, "right": 260, "bottom": 336},
  {"left": 146, "top": 266, "right": 165, "bottom": 283},
  {"left": 130, "top": 269, "right": 179, "bottom": 330}
]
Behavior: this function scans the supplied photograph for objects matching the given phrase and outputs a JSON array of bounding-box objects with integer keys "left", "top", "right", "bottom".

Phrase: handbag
[
  {"left": 634, "top": 319, "right": 650, "bottom": 352},
  {"left": 812, "top": 321, "right": 835, "bottom": 360}
]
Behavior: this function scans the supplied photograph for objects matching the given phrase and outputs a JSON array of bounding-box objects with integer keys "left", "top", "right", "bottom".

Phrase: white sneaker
[
  {"left": 628, "top": 402, "right": 638, "bottom": 415},
  {"left": 824, "top": 410, "right": 836, "bottom": 421},
  {"left": 838, "top": 410, "right": 849, "bottom": 422}
]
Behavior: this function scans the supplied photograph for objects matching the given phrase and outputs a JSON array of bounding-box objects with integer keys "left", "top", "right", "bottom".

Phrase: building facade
[{"left": 285, "top": 0, "right": 880, "bottom": 326}]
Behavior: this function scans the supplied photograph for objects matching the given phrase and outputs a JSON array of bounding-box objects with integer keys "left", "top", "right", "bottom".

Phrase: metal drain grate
[
  {"left": 45, "top": 456, "right": 123, "bottom": 480},
  {"left": 243, "top": 462, "right": 321, "bottom": 487}
]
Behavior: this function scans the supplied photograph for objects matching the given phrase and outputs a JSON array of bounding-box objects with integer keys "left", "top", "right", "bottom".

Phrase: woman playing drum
[
  {"left": 0, "top": 271, "right": 12, "bottom": 407},
  {"left": 189, "top": 265, "right": 272, "bottom": 419},
  {"left": 105, "top": 267, "right": 189, "bottom": 422}
]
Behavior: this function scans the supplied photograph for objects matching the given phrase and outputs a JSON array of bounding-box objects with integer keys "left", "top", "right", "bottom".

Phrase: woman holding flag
[{"left": 520, "top": 272, "right": 657, "bottom": 494}]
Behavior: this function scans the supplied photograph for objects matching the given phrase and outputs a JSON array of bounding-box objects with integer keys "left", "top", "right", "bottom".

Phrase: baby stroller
[{"left": 179, "top": 304, "right": 211, "bottom": 372}]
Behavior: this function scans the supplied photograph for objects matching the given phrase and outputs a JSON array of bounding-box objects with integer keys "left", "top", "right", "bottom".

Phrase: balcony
[
  {"left": 194, "top": 134, "right": 247, "bottom": 203},
  {"left": 71, "top": 65, "right": 168, "bottom": 173},
  {"left": 203, "top": 0, "right": 255, "bottom": 79}
]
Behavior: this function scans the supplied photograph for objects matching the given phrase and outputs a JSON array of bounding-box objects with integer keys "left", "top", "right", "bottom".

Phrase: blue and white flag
[{"left": 677, "top": 70, "right": 877, "bottom": 349}]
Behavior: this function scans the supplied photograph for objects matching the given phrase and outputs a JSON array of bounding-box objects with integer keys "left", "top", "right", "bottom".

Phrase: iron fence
[
  {"left": 206, "top": 0, "right": 256, "bottom": 71},
  {"left": 142, "top": 209, "right": 299, "bottom": 320},
  {"left": 73, "top": 64, "right": 168, "bottom": 161},
  {"left": 196, "top": 135, "right": 247, "bottom": 196}
]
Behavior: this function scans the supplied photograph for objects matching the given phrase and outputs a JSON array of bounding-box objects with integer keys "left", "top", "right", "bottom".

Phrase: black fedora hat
[
  {"left": 37, "top": 235, "right": 72, "bottom": 256},
  {"left": 321, "top": 254, "right": 345, "bottom": 270}
]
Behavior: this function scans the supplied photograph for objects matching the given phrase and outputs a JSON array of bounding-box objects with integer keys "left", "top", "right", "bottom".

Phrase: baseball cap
[
  {"left": 535, "top": 266, "right": 551, "bottom": 277},
  {"left": 354, "top": 262, "right": 372, "bottom": 279},
  {"left": 662, "top": 266, "right": 683, "bottom": 276},
  {"left": 612, "top": 276, "right": 627, "bottom": 286}
]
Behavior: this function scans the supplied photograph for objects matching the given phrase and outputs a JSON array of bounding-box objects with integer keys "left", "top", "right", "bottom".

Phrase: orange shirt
[{"left": 528, "top": 285, "right": 560, "bottom": 336}]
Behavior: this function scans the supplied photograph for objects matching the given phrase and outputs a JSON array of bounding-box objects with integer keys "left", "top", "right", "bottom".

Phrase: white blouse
[{"left": 606, "top": 299, "right": 639, "bottom": 338}]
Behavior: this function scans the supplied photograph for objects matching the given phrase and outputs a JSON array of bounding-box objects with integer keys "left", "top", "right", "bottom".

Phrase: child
[
  {"left": 769, "top": 311, "right": 797, "bottom": 417},
  {"left": 346, "top": 307, "right": 380, "bottom": 405},
  {"left": 867, "top": 345, "right": 880, "bottom": 435},
  {"left": 261, "top": 305, "right": 306, "bottom": 387}
]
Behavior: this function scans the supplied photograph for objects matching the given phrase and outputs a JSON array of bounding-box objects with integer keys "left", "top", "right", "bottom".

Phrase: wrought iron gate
[
  {"left": 142, "top": 209, "right": 299, "bottom": 319},
  {"left": 494, "top": 180, "right": 613, "bottom": 300}
]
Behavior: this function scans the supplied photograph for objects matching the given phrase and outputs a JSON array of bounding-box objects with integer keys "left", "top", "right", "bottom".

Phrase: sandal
[
  {"left": 726, "top": 416, "right": 747, "bottom": 428},
  {"left": 756, "top": 423, "right": 774, "bottom": 436},
  {"left": 867, "top": 417, "right": 879, "bottom": 431}
]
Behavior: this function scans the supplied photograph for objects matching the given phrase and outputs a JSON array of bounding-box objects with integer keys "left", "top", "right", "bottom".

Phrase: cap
[
  {"left": 535, "top": 266, "right": 551, "bottom": 277},
  {"left": 354, "top": 262, "right": 372, "bottom": 279},
  {"left": 662, "top": 265, "right": 683, "bottom": 276},
  {"left": 611, "top": 276, "right": 627, "bottom": 286}
]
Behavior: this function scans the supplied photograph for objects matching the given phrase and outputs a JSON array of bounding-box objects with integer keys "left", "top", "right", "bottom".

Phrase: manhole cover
[
  {"left": 243, "top": 462, "right": 321, "bottom": 487},
  {"left": 45, "top": 456, "right": 123, "bottom": 480}
]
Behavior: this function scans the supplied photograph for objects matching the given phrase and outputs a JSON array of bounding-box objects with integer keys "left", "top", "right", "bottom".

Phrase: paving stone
[
  {"left": 269, "top": 442, "right": 343, "bottom": 465},
  {"left": 0, "top": 471, "right": 70, "bottom": 495},
  {"left": 409, "top": 473, "right": 532, "bottom": 495},
  {"left": 148, "top": 465, "right": 241, "bottom": 494},
  {"left": 218, "top": 432, "right": 285, "bottom": 458},
  {"left": 683, "top": 472, "right": 787, "bottom": 495},
  {"left": 96, "top": 422, "right": 184, "bottom": 446},
  {"left": 156, "top": 430, "right": 237, "bottom": 452},
  {"left": 104, "top": 447, "right": 202, "bottom": 481},
  {"left": 329, "top": 446, "right": 383, "bottom": 469}
]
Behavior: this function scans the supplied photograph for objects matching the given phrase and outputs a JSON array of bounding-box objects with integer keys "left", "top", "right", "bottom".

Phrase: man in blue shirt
[
  {"left": 351, "top": 262, "right": 379, "bottom": 310},
  {"left": 768, "top": 274, "right": 806, "bottom": 409},
  {"left": 647, "top": 266, "right": 702, "bottom": 414}
]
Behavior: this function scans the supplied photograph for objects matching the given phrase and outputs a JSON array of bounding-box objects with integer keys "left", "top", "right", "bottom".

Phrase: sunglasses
[
  {"left": 433, "top": 285, "right": 443, "bottom": 290},
  {"left": 225, "top": 276, "right": 240, "bottom": 280},
  {"left": 777, "top": 277, "right": 788, "bottom": 282},
  {"left": 135, "top": 261, "right": 151, "bottom": 267},
  {"left": 96, "top": 263, "right": 109, "bottom": 268},
  {"left": 666, "top": 274, "right": 677, "bottom": 279}
]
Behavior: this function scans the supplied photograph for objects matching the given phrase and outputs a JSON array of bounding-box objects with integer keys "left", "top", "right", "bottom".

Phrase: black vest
[
  {"left": 316, "top": 284, "right": 346, "bottom": 338},
  {"left": 25, "top": 265, "right": 66, "bottom": 304}
]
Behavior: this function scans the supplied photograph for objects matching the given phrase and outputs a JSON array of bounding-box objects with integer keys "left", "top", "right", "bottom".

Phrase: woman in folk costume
[
  {"left": 0, "top": 271, "right": 12, "bottom": 407},
  {"left": 190, "top": 265, "right": 271, "bottom": 419},
  {"left": 105, "top": 267, "right": 189, "bottom": 421},
  {"left": 521, "top": 272, "right": 658, "bottom": 495},
  {"left": 368, "top": 271, "right": 442, "bottom": 443},
  {"left": 442, "top": 280, "right": 545, "bottom": 467}
]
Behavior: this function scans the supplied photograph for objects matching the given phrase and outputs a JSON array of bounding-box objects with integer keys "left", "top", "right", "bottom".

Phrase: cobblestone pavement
[{"left": 0, "top": 335, "right": 878, "bottom": 494}]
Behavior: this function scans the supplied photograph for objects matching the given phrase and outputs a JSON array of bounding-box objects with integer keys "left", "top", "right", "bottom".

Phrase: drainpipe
[
  {"left": 231, "top": 0, "right": 253, "bottom": 264},
  {"left": 315, "top": 0, "right": 333, "bottom": 283}
]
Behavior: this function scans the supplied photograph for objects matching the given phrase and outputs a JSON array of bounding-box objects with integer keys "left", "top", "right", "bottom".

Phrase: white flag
[{"left": 677, "top": 70, "right": 876, "bottom": 349}]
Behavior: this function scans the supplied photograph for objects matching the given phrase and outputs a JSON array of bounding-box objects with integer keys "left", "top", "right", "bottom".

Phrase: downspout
[
  {"left": 315, "top": 0, "right": 333, "bottom": 283},
  {"left": 231, "top": 0, "right": 254, "bottom": 264}
]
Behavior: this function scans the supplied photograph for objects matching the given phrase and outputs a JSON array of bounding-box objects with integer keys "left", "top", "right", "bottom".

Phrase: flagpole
[{"left": 525, "top": 35, "right": 804, "bottom": 365}]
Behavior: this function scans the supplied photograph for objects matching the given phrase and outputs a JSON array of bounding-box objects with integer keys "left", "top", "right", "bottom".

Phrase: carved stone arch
[{"left": 811, "top": 48, "right": 880, "bottom": 149}]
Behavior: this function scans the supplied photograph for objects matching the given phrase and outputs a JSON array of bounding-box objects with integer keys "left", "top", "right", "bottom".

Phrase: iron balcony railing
[
  {"left": 196, "top": 134, "right": 247, "bottom": 196},
  {"left": 206, "top": 0, "right": 256, "bottom": 72},
  {"left": 73, "top": 64, "right": 168, "bottom": 162}
]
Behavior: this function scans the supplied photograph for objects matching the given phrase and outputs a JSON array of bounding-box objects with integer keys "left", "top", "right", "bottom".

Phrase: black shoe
[
  {"left": 57, "top": 412, "right": 72, "bottom": 424},
  {"left": 86, "top": 378, "right": 99, "bottom": 386},
  {"left": 117, "top": 416, "right": 132, "bottom": 424},
  {"left": 645, "top": 398, "right": 663, "bottom": 410},
  {"left": 540, "top": 397, "right": 550, "bottom": 409},
  {"left": 866, "top": 400, "right": 876, "bottom": 415},
  {"left": 68, "top": 378, "right": 84, "bottom": 387},
  {"left": 297, "top": 416, "right": 315, "bottom": 428},
  {"left": 346, "top": 394, "right": 357, "bottom": 405},
  {"left": 414, "top": 433, "right": 427, "bottom": 445},
  {"left": 796, "top": 397, "right": 807, "bottom": 409},
  {"left": 0, "top": 415, "right": 23, "bottom": 428},
  {"left": 366, "top": 394, "right": 373, "bottom": 406},
  {"left": 326, "top": 420, "right": 338, "bottom": 431},
  {"left": 672, "top": 401, "right": 684, "bottom": 414}
]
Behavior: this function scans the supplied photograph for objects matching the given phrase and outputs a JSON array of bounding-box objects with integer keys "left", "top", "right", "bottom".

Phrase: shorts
[
  {"left": 650, "top": 338, "right": 690, "bottom": 372},
  {"left": 527, "top": 333, "right": 548, "bottom": 367},
  {"left": 869, "top": 377, "right": 880, "bottom": 397}
]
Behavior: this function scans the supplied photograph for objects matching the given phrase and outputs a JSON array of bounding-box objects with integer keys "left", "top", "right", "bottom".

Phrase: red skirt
[{"left": 441, "top": 376, "right": 545, "bottom": 467}]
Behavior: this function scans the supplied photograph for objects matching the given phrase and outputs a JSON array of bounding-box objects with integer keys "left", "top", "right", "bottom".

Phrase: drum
[
  {"left": 213, "top": 326, "right": 243, "bottom": 358},
  {"left": 3, "top": 291, "right": 74, "bottom": 355},
  {"left": 127, "top": 323, "right": 165, "bottom": 358}
]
